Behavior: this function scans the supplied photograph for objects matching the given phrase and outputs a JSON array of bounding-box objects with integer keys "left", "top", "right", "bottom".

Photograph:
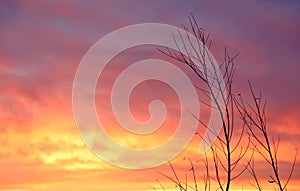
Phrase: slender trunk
[
  {"left": 225, "top": 137, "right": 231, "bottom": 191},
  {"left": 265, "top": 133, "right": 283, "bottom": 191}
]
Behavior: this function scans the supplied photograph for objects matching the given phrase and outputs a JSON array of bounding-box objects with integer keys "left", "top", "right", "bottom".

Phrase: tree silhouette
[
  {"left": 156, "top": 15, "right": 297, "bottom": 191},
  {"left": 236, "top": 82, "right": 298, "bottom": 191}
]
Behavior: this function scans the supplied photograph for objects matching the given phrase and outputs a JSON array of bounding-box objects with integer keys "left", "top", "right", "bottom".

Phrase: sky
[{"left": 0, "top": 0, "right": 300, "bottom": 190}]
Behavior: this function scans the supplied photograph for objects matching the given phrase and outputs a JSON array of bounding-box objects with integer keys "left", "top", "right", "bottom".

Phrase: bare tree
[
  {"left": 157, "top": 15, "right": 250, "bottom": 191},
  {"left": 236, "top": 82, "right": 298, "bottom": 191},
  {"left": 155, "top": 15, "right": 297, "bottom": 191}
]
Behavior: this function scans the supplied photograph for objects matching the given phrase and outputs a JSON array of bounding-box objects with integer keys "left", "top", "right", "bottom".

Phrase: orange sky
[{"left": 0, "top": 0, "right": 300, "bottom": 191}]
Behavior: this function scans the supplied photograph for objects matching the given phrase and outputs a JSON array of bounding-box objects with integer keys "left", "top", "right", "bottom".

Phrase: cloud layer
[{"left": 0, "top": 0, "right": 299, "bottom": 190}]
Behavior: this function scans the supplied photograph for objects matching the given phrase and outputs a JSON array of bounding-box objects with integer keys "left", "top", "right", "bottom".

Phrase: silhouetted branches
[
  {"left": 236, "top": 82, "right": 298, "bottom": 191},
  {"left": 158, "top": 14, "right": 250, "bottom": 191},
  {"left": 155, "top": 14, "right": 297, "bottom": 191}
]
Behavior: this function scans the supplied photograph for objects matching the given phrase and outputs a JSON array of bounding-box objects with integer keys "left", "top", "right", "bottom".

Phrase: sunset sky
[{"left": 0, "top": 0, "right": 300, "bottom": 191}]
